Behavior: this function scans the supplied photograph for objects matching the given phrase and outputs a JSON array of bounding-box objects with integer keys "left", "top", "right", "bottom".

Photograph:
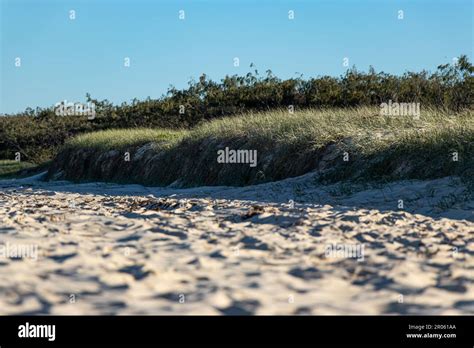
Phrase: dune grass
[
  {"left": 192, "top": 106, "right": 471, "bottom": 144},
  {"left": 68, "top": 106, "right": 472, "bottom": 150},
  {"left": 55, "top": 107, "right": 474, "bottom": 186},
  {"left": 0, "top": 160, "right": 38, "bottom": 179},
  {"left": 66, "top": 128, "right": 186, "bottom": 150}
]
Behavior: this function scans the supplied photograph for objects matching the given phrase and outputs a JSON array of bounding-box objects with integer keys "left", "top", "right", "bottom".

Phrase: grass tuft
[
  {"left": 66, "top": 128, "right": 186, "bottom": 150},
  {"left": 0, "top": 160, "right": 38, "bottom": 179}
]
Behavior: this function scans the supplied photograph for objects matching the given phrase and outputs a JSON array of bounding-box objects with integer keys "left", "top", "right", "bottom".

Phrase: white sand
[{"left": 0, "top": 173, "right": 472, "bottom": 314}]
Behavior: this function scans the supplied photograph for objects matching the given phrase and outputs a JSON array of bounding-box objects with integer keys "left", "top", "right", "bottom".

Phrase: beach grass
[
  {"left": 66, "top": 128, "right": 186, "bottom": 151},
  {"left": 0, "top": 160, "right": 38, "bottom": 179}
]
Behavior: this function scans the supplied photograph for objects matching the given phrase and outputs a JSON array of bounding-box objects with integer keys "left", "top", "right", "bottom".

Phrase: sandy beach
[{"left": 0, "top": 173, "right": 473, "bottom": 315}]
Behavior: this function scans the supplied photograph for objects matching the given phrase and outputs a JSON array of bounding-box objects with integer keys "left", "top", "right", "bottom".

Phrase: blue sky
[{"left": 1, "top": 0, "right": 472, "bottom": 114}]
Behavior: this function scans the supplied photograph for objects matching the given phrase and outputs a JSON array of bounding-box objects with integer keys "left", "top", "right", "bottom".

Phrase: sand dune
[{"left": 0, "top": 174, "right": 472, "bottom": 314}]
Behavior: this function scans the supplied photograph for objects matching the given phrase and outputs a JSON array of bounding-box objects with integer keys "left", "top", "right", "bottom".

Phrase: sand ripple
[{"left": 0, "top": 175, "right": 473, "bottom": 314}]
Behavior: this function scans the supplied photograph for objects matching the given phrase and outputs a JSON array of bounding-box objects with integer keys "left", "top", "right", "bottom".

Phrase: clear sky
[{"left": 1, "top": 0, "right": 472, "bottom": 114}]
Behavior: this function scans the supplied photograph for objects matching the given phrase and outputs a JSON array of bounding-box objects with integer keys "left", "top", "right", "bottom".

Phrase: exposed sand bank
[{"left": 0, "top": 173, "right": 472, "bottom": 314}]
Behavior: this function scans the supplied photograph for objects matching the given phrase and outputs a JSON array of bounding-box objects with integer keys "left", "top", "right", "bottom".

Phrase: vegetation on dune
[
  {"left": 0, "top": 160, "right": 38, "bottom": 179},
  {"left": 48, "top": 107, "right": 474, "bottom": 187},
  {"left": 1, "top": 55, "right": 473, "bottom": 164},
  {"left": 66, "top": 128, "right": 186, "bottom": 151}
]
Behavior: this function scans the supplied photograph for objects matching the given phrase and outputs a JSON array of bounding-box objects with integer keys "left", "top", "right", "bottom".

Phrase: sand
[{"left": 0, "top": 173, "right": 473, "bottom": 314}]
